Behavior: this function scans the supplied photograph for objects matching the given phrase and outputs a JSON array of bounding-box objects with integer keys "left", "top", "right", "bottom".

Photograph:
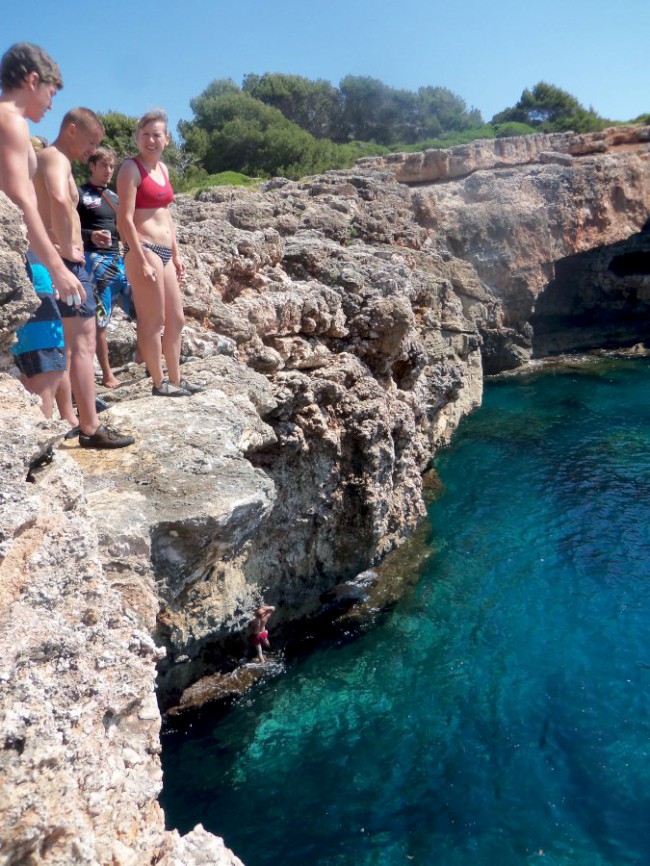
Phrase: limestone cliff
[
  {"left": 1, "top": 125, "right": 648, "bottom": 864},
  {"left": 363, "top": 124, "right": 650, "bottom": 369}
]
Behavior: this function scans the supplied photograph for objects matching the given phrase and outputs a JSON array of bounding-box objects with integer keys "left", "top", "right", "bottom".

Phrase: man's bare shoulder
[
  {"left": 37, "top": 145, "right": 70, "bottom": 175},
  {"left": 0, "top": 104, "right": 28, "bottom": 142},
  {"left": 0, "top": 105, "right": 31, "bottom": 192}
]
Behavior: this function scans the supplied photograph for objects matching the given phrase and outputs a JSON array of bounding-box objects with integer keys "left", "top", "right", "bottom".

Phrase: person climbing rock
[{"left": 248, "top": 604, "right": 275, "bottom": 663}]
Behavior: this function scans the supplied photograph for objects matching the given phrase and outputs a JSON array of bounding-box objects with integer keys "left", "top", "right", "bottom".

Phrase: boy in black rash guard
[{"left": 78, "top": 146, "right": 135, "bottom": 387}]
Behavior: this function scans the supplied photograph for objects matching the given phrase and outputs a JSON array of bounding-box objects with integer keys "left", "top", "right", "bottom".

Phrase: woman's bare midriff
[{"left": 133, "top": 207, "right": 174, "bottom": 247}]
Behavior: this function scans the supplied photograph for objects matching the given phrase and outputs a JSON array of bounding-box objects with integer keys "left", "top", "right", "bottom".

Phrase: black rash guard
[{"left": 77, "top": 184, "right": 120, "bottom": 254}]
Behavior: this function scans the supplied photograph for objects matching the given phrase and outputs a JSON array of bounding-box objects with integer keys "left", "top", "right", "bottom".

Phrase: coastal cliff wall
[
  {"left": 1, "top": 125, "right": 648, "bottom": 864},
  {"left": 0, "top": 198, "right": 243, "bottom": 865},
  {"left": 0, "top": 175, "right": 487, "bottom": 864},
  {"left": 363, "top": 124, "right": 650, "bottom": 369}
]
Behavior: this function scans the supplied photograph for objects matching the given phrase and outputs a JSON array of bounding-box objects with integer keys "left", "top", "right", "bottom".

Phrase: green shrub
[
  {"left": 396, "top": 126, "right": 495, "bottom": 152},
  {"left": 491, "top": 82, "right": 608, "bottom": 133},
  {"left": 493, "top": 121, "right": 538, "bottom": 138},
  {"left": 179, "top": 170, "right": 260, "bottom": 194}
]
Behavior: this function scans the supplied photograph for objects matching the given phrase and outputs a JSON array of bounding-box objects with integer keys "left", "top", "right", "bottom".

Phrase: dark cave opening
[{"left": 531, "top": 231, "right": 650, "bottom": 357}]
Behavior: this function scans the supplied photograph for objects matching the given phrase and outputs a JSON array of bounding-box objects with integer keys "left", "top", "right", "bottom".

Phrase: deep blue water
[{"left": 161, "top": 357, "right": 650, "bottom": 866}]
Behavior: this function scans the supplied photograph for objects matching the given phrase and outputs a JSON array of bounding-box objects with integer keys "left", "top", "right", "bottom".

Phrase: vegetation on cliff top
[
  {"left": 492, "top": 81, "right": 606, "bottom": 133},
  {"left": 92, "top": 75, "right": 643, "bottom": 189}
]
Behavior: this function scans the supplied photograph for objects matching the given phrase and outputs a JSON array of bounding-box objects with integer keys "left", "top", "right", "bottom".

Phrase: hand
[
  {"left": 142, "top": 261, "right": 157, "bottom": 283},
  {"left": 173, "top": 256, "right": 185, "bottom": 281},
  {"left": 91, "top": 230, "right": 112, "bottom": 248},
  {"left": 52, "top": 266, "right": 86, "bottom": 307}
]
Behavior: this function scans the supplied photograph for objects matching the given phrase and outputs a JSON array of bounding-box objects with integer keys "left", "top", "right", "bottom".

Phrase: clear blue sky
[{"left": 5, "top": 0, "right": 649, "bottom": 145}]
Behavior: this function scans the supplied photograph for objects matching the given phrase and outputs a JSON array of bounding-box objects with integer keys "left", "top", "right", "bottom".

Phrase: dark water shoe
[
  {"left": 152, "top": 379, "right": 190, "bottom": 397},
  {"left": 79, "top": 424, "right": 135, "bottom": 449}
]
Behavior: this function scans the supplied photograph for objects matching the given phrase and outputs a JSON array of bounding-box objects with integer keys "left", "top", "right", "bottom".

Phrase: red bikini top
[{"left": 132, "top": 157, "right": 174, "bottom": 209}]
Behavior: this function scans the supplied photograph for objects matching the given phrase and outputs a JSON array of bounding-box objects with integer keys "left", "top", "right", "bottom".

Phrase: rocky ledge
[{"left": 1, "top": 125, "right": 648, "bottom": 864}]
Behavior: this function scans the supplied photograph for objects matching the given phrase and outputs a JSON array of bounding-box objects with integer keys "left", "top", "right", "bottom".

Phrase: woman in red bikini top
[{"left": 117, "top": 109, "right": 200, "bottom": 398}]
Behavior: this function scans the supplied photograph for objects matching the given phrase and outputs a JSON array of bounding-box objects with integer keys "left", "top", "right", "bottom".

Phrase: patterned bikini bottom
[{"left": 125, "top": 241, "right": 173, "bottom": 266}]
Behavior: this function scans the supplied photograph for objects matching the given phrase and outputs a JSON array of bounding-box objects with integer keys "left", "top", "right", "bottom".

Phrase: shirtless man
[
  {"left": 0, "top": 43, "right": 84, "bottom": 418},
  {"left": 34, "top": 107, "right": 134, "bottom": 448},
  {"left": 248, "top": 604, "right": 276, "bottom": 663}
]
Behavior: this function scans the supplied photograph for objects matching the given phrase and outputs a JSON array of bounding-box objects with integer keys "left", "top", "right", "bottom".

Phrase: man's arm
[{"left": 0, "top": 112, "right": 84, "bottom": 302}]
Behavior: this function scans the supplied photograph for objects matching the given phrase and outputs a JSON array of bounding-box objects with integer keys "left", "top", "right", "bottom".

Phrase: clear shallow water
[{"left": 161, "top": 358, "right": 650, "bottom": 866}]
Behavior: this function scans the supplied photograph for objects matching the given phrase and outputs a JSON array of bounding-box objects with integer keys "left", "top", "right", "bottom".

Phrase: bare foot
[{"left": 101, "top": 375, "right": 121, "bottom": 389}]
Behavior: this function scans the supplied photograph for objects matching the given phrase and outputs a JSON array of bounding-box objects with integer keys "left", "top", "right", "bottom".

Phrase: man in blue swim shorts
[
  {"left": 34, "top": 107, "right": 134, "bottom": 448},
  {"left": 12, "top": 254, "right": 67, "bottom": 417},
  {"left": 78, "top": 146, "right": 136, "bottom": 388},
  {"left": 0, "top": 43, "right": 88, "bottom": 419}
]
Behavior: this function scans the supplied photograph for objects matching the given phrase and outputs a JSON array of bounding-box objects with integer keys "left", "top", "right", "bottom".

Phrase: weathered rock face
[
  {"left": 0, "top": 198, "right": 243, "bottom": 866},
  {"left": 369, "top": 125, "right": 650, "bottom": 370},
  {"left": 166, "top": 173, "right": 487, "bottom": 608},
  {"left": 0, "top": 376, "right": 165, "bottom": 865},
  {"left": 359, "top": 124, "right": 650, "bottom": 184},
  {"left": 89, "top": 172, "right": 488, "bottom": 701},
  {"left": 0, "top": 195, "right": 37, "bottom": 367},
  {"left": 1, "top": 124, "right": 648, "bottom": 864}
]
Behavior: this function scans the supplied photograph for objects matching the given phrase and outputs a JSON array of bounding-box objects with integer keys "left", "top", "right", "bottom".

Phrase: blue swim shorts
[
  {"left": 85, "top": 251, "right": 136, "bottom": 327},
  {"left": 56, "top": 258, "right": 97, "bottom": 320},
  {"left": 12, "top": 257, "right": 67, "bottom": 378},
  {"left": 13, "top": 346, "right": 67, "bottom": 377}
]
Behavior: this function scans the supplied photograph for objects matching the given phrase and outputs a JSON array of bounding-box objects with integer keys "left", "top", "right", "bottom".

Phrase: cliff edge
[{"left": 1, "top": 125, "right": 649, "bottom": 864}]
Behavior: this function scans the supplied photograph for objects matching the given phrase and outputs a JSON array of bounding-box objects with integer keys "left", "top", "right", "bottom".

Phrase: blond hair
[
  {"left": 30, "top": 135, "right": 48, "bottom": 152},
  {"left": 136, "top": 108, "right": 169, "bottom": 134}
]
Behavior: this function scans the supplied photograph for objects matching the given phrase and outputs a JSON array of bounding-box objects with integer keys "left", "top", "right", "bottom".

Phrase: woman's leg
[
  {"left": 160, "top": 262, "right": 185, "bottom": 387},
  {"left": 125, "top": 249, "right": 166, "bottom": 388}
]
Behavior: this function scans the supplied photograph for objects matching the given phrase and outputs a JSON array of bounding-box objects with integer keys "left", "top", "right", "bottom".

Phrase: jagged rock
[
  {"left": 158, "top": 824, "right": 245, "bottom": 866},
  {"left": 0, "top": 193, "right": 38, "bottom": 367},
  {"left": 166, "top": 666, "right": 268, "bottom": 716},
  {"left": 358, "top": 124, "right": 649, "bottom": 182},
  {"left": 0, "top": 211, "right": 244, "bottom": 865},
  {"left": 409, "top": 127, "right": 650, "bottom": 367},
  {"left": 320, "top": 569, "right": 379, "bottom": 606},
  {"left": 0, "top": 377, "right": 167, "bottom": 865},
  {"left": 67, "top": 357, "right": 278, "bottom": 648},
  {"left": 1, "top": 127, "right": 649, "bottom": 864}
]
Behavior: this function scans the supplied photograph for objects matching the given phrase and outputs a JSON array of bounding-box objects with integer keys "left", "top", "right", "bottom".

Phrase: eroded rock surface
[
  {"left": 371, "top": 124, "right": 650, "bottom": 370},
  {"left": 0, "top": 200, "right": 241, "bottom": 865},
  {"left": 1, "top": 125, "right": 649, "bottom": 864}
]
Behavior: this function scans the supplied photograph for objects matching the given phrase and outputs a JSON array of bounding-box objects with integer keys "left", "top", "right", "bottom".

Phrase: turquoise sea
[{"left": 161, "top": 357, "right": 650, "bottom": 866}]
